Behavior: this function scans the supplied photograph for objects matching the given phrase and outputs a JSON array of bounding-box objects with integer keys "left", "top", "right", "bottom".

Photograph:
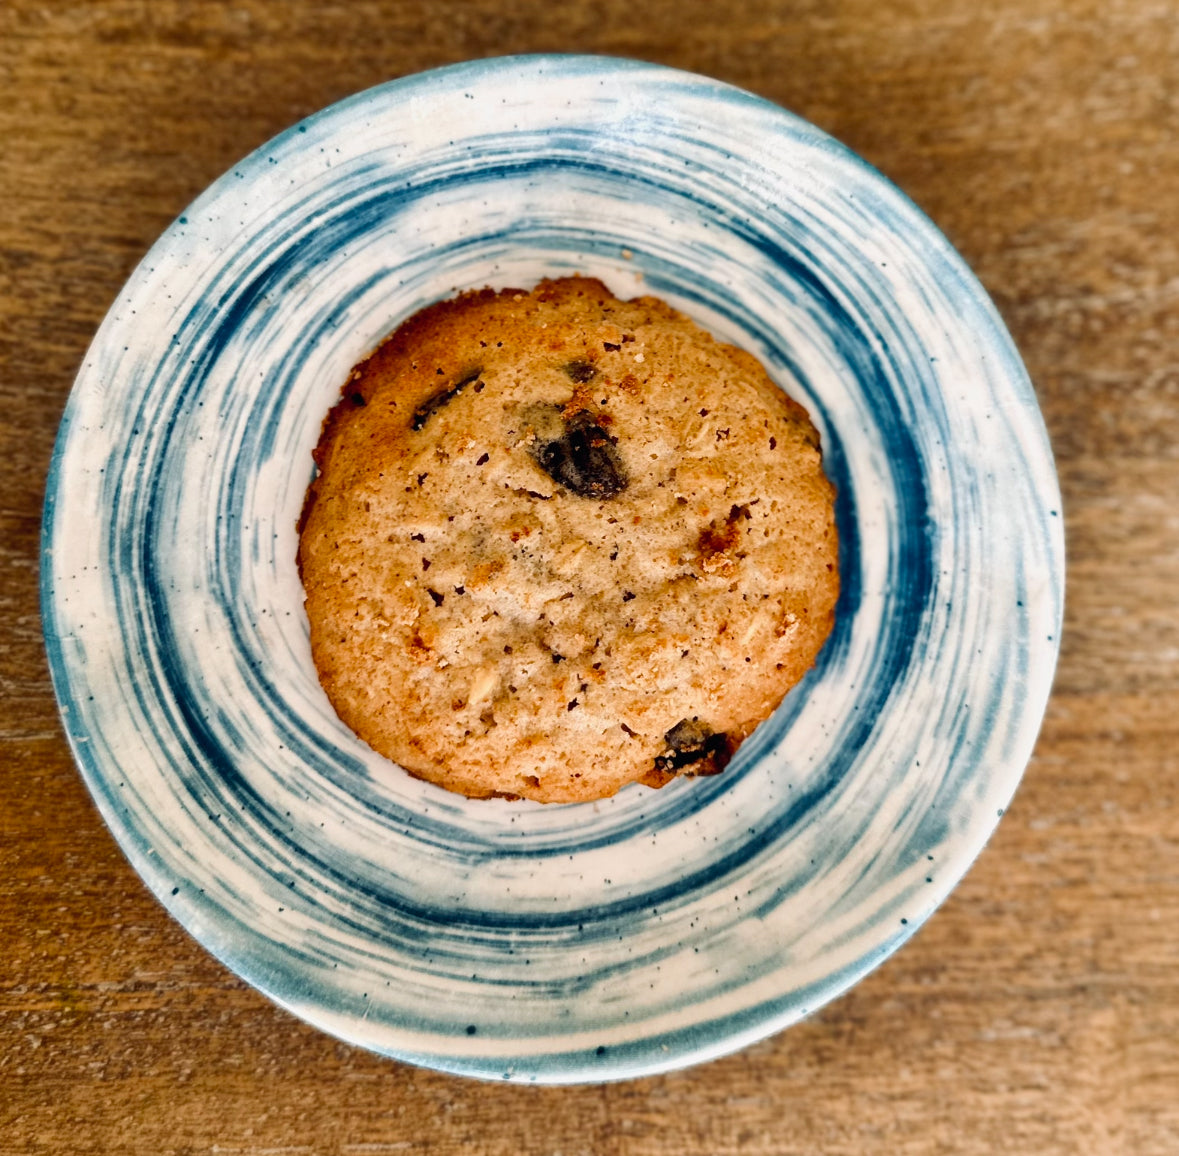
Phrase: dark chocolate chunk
[
  {"left": 350, "top": 391, "right": 366, "bottom": 406},
  {"left": 411, "top": 368, "right": 482, "bottom": 430},
  {"left": 602, "top": 341, "right": 621, "bottom": 352},
  {"left": 529, "top": 409, "right": 628, "bottom": 499},
  {"left": 653, "top": 718, "right": 732, "bottom": 776},
  {"left": 564, "top": 359, "right": 597, "bottom": 383},
  {"left": 427, "top": 588, "right": 444, "bottom": 606}
]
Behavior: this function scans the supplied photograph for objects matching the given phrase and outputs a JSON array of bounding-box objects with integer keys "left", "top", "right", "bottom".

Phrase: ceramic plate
[{"left": 41, "top": 55, "right": 1063, "bottom": 1082}]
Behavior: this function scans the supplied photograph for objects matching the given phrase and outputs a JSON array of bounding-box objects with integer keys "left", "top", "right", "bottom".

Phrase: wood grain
[{"left": 2, "top": 1, "right": 1177, "bottom": 1152}]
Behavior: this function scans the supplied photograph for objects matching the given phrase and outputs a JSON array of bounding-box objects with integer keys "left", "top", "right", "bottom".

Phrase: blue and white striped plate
[{"left": 41, "top": 56, "right": 1063, "bottom": 1082}]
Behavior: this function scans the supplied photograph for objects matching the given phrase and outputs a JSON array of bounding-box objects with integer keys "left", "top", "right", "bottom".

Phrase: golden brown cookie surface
[{"left": 298, "top": 277, "right": 838, "bottom": 802}]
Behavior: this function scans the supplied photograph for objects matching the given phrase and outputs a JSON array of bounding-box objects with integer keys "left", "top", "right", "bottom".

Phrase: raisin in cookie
[{"left": 298, "top": 277, "right": 838, "bottom": 803}]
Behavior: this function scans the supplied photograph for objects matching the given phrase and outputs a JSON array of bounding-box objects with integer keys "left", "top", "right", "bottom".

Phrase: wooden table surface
[{"left": 3, "top": 1, "right": 1177, "bottom": 1152}]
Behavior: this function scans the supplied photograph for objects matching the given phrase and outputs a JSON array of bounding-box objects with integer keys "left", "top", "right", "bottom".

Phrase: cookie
[{"left": 297, "top": 277, "right": 838, "bottom": 803}]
